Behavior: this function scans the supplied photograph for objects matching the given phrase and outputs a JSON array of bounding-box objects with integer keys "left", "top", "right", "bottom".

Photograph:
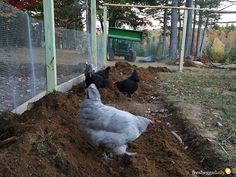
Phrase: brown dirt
[{"left": 0, "top": 61, "right": 217, "bottom": 177}]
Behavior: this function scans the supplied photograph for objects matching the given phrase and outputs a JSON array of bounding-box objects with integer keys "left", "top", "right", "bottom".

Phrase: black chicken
[
  {"left": 114, "top": 69, "right": 140, "bottom": 97},
  {"left": 84, "top": 63, "right": 111, "bottom": 89}
]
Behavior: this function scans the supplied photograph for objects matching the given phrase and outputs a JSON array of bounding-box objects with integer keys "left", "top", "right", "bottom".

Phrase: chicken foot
[
  {"left": 124, "top": 151, "right": 137, "bottom": 157},
  {"left": 101, "top": 152, "right": 113, "bottom": 162}
]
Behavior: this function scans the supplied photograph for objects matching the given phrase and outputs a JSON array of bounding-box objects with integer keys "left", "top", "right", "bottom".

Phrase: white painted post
[
  {"left": 179, "top": 9, "right": 188, "bottom": 72},
  {"left": 43, "top": 0, "right": 57, "bottom": 92},
  {"left": 91, "top": 0, "right": 97, "bottom": 68},
  {"left": 103, "top": 6, "right": 108, "bottom": 66}
]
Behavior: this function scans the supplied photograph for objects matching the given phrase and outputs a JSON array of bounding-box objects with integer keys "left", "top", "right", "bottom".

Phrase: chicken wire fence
[
  {"left": 0, "top": 3, "right": 105, "bottom": 112},
  {"left": 133, "top": 35, "right": 170, "bottom": 62},
  {"left": 106, "top": 27, "right": 172, "bottom": 63}
]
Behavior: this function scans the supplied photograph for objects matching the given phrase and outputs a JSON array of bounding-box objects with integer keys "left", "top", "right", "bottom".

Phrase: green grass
[{"left": 159, "top": 70, "right": 236, "bottom": 144}]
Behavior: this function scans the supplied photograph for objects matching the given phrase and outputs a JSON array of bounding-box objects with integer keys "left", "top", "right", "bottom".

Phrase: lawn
[{"left": 159, "top": 68, "right": 236, "bottom": 162}]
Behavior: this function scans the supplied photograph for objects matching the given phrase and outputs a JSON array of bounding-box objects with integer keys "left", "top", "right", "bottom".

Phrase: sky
[
  {"left": 147, "top": 2, "right": 236, "bottom": 29},
  {"left": 219, "top": 2, "right": 236, "bottom": 23},
  {"left": 92, "top": 2, "right": 236, "bottom": 30}
]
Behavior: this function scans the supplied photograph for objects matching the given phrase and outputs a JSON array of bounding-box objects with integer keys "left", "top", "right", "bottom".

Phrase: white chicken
[{"left": 79, "top": 83, "right": 153, "bottom": 160}]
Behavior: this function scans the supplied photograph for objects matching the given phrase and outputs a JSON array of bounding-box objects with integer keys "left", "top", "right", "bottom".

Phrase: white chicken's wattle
[{"left": 79, "top": 83, "right": 152, "bottom": 158}]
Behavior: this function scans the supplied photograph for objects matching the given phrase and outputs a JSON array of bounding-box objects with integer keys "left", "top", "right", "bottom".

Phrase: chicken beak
[
  {"left": 146, "top": 117, "right": 157, "bottom": 133},
  {"left": 147, "top": 123, "right": 153, "bottom": 132}
]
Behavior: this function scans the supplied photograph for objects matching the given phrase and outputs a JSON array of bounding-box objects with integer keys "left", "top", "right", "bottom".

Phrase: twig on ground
[
  {"left": 218, "top": 143, "right": 229, "bottom": 156},
  {"left": 171, "top": 131, "right": 184, "bottom": 145},
  {"left": 0, "top": 136, "right": 18, "bottom": 147}
]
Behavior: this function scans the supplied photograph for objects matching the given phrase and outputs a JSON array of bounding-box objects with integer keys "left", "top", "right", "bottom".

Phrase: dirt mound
[
  {"left": 114, "top": 61, "right": 134, "bottom": 69},
  {"left": 148, "top": 66, "right": 172, "bottom": 73},
  {"left": 0, "top": 63, "right": 203, "bottom": 177}
]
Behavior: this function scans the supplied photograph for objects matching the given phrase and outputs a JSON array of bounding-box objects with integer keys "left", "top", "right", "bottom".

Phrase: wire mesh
[
  {"left": 0, "top": 4, "right": 46, "bottom": 111},
  {"left": 97, "top": 34, "right": 105, "bottom": 69},
  {"left": 56, "top": 28, "right": 92, "bottom": 85},
  {"left": 0, "top": 3, "right": 104, "bottom": 112}
]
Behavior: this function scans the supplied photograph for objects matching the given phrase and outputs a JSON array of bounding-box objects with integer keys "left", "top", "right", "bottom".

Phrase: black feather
[
  {"left": 85, "top": 66, "right": 111, "bottom": 89},
  {"left": 116, "top": 70, "right": 140, "bottom": 97}
]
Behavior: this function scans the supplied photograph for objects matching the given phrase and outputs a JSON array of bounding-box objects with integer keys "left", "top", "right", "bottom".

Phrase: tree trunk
[
  {"left": 169, "top": 0, "right": 179, "bottom": 60},
  {"left": 109, "top": 17, "right": 117, "bottom": 27},
  {"left": 98, "top": 14, "right": 104, "bottom": 32},
  {"left": 178, "top": 9, "right": 181, "bottom": 51},
  {"left": 200, "top": 17, "right": 209, "bottom": 55},
  {"left": 196, "top": 10, "right": 203, "bottom": 58},
  {"left": 184, "top": 0, "right": 193, "bottom": 58},
  {"left": 162, "top": 8, "right": 168, "bottom": 57},
  {"left": 191, "top": 3, "right": 197, "bottom": 56},
  {"left": 86, "top": 0, "right": 91, "bottom": 33}
]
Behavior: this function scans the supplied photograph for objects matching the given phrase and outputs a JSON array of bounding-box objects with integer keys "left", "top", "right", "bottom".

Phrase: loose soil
[{"left": 0, "top": 62, "right": 226, "bottom": 177}]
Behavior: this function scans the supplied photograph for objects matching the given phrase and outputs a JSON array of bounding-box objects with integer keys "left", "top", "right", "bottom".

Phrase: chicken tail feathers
[
  {"left": 129, "top": 69, "right": 140, "bottom": 82},
  {"left": 105, "top": 66, "right": 111, "bottom": 72},
  {"left": 104, "top": 66, "right": 111, "bottom": 78}
]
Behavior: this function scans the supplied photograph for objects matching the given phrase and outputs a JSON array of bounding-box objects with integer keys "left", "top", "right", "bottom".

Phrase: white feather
[{"left": 79, "top": 84, "right": 151, "bottom": 155}]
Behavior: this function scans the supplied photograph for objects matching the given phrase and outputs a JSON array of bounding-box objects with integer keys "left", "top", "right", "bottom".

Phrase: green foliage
[
  {"left": 97, "top": 0, "right": 151, "bottom": 29},
  {"left": 228, "top": 44, "right": 236, "bottom": 63},
  {"left": 206, "top": 43, "right": 213, "bottom": 59},
  {"left": 195, "top": 0, "right": 221, "bottom": 25},
  {"left": 53, "top": 0, "right": 84, "bottom": 30},
  {"left": 207, "top": 38, "right": 225, "bottom": 63},
  {"left": 225, "top": 57, "right": 231, "bottom": 64},
  {"left": 213, "top": 24, "right": 236, "bottom": 36}
]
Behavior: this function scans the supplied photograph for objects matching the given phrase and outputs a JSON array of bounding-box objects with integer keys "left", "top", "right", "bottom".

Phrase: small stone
[
  {"left": 27, "top": 103, "right": 34, "bottom": 111},
  {"left": 216, "top": 122, "right": 223, "bottom": 127},
  {"left": 159, "top": 109, "right": 165, "bottom": 113}
]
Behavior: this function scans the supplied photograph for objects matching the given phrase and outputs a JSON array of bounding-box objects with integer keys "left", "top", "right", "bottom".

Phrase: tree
[
  {"left": 7, "top": 0, "right": 85, "bottom": 30},
  {"left": 191, "top": 1, "right": 197, "bottom": 55},
  {"left": 162, "top": 3, "right": 169, "bottom": 57},
  {"left": 196, "top": 7, "right": 203, "bottom": 58},
  {"left": 144, "top": 0, "right": 170, "bottom": 57},
  {"left": 207, "top": 37, "right": 225, "bottom": 62},
  {"left": 177, "top": 0, "right": 184, "bottom": 50},
  {"left": 96, "top": 0, "right": 150, "bottom": 30},
  {"left": 184, "top": 0, "right": 193, "bottom": 57},
  {"left": 169, "top": 0, "right": 179, "bottom": 60},
  {"left": 194, "top": 0, "right": 221, "bottom": 59}
]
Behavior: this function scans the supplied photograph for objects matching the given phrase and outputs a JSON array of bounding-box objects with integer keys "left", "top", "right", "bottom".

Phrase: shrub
[
  {"left": 228, "top": 44, "right": 236, "bottom": 63},
  {"left": 206, "top": 38, "right": 225, "bottom": 63}
]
